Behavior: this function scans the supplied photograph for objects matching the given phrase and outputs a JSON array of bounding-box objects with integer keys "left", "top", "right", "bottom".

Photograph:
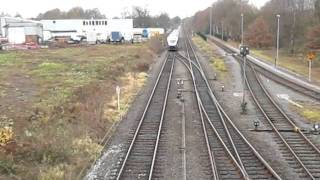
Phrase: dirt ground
[{"left": 0, "top": 43, "right": 161, "bottom": 179}]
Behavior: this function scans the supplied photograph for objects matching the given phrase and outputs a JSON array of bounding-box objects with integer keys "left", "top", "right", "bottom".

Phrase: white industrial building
[
  {"left": 0, "top": 17, "right": 43, "bottom": 44},
  {"left": 41, "top": 19, "right": 133, "bottom": 43}
]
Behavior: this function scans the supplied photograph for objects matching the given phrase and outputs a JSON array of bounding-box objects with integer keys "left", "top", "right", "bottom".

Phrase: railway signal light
[
  {"left": 314, "top": 124, "right": 319, "bottom": 132},
  {"left": 254, "top": 119, "right": 260, "bottom": 130},
  {"left": 239, "top": 45, "right": 250, "bottom": 57},
  {"left": 240, "top": 45, "right": 249, "bottom": 113}
]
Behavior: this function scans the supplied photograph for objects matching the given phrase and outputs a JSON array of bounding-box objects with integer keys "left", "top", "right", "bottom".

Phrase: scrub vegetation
[
  {"left": 291, "top": 102, "right": 320, "bottom": 123},
  {"left": 0, "top": 43, "right": 158, "bottom": 179},
  {"left": 192, "top": 36, "right": 228, "bottom": 78}
]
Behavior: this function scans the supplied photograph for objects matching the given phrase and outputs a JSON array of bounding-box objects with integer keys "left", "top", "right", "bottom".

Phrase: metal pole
[
  {"left": 309, "top": 60, "right": 312, "bottom": 82},
  {"left": 221, "top": 22, "right": 224, "bottom": 40},
  {"left": 242, "top": 56, "right": 246, "bottom": 104},
  {"left": 276, "top": 14, "right": 280, "bottom": 67},
  {"left": 210, "top": 5, "right": 212, "bottom": 36},
  {"left": 241, "top": 13, "right": 244, "bottom": 45},
  {"left": 116, "top": 86, "right": 121, "bottom": 112}
]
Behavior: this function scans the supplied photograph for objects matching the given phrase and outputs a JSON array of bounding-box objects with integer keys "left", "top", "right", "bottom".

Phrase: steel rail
[
  {"left": 182, "top": 36, "right": 219, "bottom": 180},
  {"left": 177, "top": 56, "right": 248, "bottom": 180},
  {"left": 184, "top": 35, "right": 249, "bottom": 178},
  {"left": 116, "top": 52, "right": 174, "bottom": 180},
  {"left": 244, "top": 62, "right": 319, "bottom": 180},
  {"left": 177, "top": 37, "right": 282, "bottom": 179},
  {"left": 148, "top": 55, "right": 175, "bottom": 180},
  {"left": 187, "top": 36, "right": 251, "bottom": 174},
  {"left": 251, "top": 64, "right": 320, "bottom": 155}
]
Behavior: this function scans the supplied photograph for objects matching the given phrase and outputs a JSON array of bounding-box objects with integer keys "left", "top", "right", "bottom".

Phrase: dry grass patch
[
  {"left": 290, "top": 102, "right": 320, "bottom": 123},
  {"left": 0, "top": 44, "right": 156, "bottom": 179},
  {"left": 193, "top": 36, "right": 229, "bottom": 79}
]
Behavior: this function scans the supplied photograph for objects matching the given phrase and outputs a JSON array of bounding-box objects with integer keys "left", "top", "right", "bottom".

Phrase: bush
[{"left": 197, "top": 32, "right": 207, "bottom": 41}]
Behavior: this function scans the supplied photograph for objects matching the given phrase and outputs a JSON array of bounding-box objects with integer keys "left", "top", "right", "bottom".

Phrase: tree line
[
  {"left": 1, "top": 7, "right": 181, "bottom": 30},
  {"left": 191, "top": 0, "right": 320, "bottom": 52},
  {"left": 36, "top": 7, "right": 180, "bottom": 30}
]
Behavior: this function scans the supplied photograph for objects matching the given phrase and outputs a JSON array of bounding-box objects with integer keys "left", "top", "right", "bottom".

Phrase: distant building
[
  {"left": 0, "top": 17, "right": 43, "bottom": 44},
  {"left": 133, "top": 28, "right": 165, "bottom": 39},
  {"left": 40, "top": 19, "right": 134, "bottom": 43}
]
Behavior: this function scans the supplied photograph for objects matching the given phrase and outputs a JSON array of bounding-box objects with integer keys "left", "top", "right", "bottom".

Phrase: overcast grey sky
[{"left": 2, "top": 0, "right": 269, "bottom": 18}]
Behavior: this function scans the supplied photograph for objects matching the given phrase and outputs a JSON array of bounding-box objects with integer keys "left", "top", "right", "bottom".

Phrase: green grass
[
  {"left": 212, "top": 58, "right": 227, "bottom": 72},
  {"left": 251, "top": 49, "right": 273, "bottom": 61},
  {"left": 301, "top": 108, "right": 320, "bottom": 123},
  {"left": 0, "top": 53, "right": 17, "bottom": 66},
  {"left": 291, "top": 102, "right": 320, "bottom": 123}
]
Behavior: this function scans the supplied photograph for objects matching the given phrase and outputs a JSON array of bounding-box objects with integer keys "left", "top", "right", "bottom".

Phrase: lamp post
[
  {"left": 276, "top": 14, "right": 280, "bottom": 67},
  {"left": 221, "top": 22, "right": 224, "bottom": 40},
  {"left": 241, "top": 13, "right": 244, "bottom": 45},
  {"left": 210, "top": 5, "right": 212, "bottom": 36}
]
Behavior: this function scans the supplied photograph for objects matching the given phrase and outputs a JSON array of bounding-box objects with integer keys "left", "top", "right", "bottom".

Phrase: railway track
[
  {"left": 244, "top": 62, "right": 320, "bottom": 179},
  {"left": 208, "top": 36, "right": 320, "bottom": 101},
  {"left": 113, "top": 52, "right": 175, "bottom": 180},
  {"left": 201, "top": 34, "right": 320, "bottom": 179},
  {"left": 177, "top": 32, "right": 281, "bottom": 179}
]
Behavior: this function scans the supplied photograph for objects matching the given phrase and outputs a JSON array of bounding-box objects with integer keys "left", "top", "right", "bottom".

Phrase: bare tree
[{"left": 245, "top": 16, "right": 273, "bottom": 48}]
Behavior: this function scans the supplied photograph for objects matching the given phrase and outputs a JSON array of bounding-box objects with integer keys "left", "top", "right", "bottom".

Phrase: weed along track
[{"left": 113, "top": 52, "right": 175, "bottom": 180}]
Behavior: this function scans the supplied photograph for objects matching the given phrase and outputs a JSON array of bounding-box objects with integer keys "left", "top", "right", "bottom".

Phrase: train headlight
[{"left": 314, "top": 124, "right": 319, "bottom": 131}]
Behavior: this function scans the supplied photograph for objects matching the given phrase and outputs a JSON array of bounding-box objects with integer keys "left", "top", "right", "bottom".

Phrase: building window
[
  {"left": 105, "top": 21, "right": 107, "bottom": 25},
  {"left": 85, "top": 21, "right": 88, "bottom": 25},
  {"left": 92, "top": 21, "right": 95, "bottom": 25},
  {"left": 89, "top": 21, "right": 91, "bottom": 25},
  {"left": 83, "top": 21, "right": 86, "bottom": 25},
  {"left": 53, "top": 20, "right": 56, "bottom": 24}
]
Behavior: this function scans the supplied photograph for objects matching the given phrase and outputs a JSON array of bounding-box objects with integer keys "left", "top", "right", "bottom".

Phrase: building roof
[{"left": 4, "top": 22, "right": 42, "bottom": 28}]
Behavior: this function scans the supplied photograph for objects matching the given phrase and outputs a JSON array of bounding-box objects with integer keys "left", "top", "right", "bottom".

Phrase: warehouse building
[
  {"left": 0, "top": 17, "right": 43, "bottom": 44},
  {"left": 41, "top": 19, "right": 133, "bottom": 43}
]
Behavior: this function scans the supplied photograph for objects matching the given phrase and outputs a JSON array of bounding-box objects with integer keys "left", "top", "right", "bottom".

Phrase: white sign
[{"left": 116, "top": 86, "right": 121, "bottom": 111}]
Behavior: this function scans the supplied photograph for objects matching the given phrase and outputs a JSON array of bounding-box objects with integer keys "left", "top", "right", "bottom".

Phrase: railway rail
[
  {"left": 177, "top": 32, "right": 281, "bottom": 179},
  {"left": 244, "top": 61, "right": 320, "bottom": 179},
  {"left": 201, "top": 34, "right": 320, "bottom": 179},
  {"left": 114, "top": 52, "right": 175, "bottom": 180},
  {"left": 208, "top": 36, "right": 320, "bottom": 101}
]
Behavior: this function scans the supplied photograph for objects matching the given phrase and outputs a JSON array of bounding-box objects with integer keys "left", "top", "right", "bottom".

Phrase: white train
[{"left": 167, "top": 28, "right": 180, "bottom": 51}]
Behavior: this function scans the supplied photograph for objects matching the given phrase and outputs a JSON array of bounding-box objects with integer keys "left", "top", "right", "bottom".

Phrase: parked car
[
  {"left": 110, "top": 31, "right": 124, "bottom": 43},
  {"left": 133, "top": 33, "right": 142, "bottom": 43}
]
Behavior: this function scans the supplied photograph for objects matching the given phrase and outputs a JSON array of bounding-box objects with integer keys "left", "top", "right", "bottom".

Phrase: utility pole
[
  {"left": 241, "top": 13, "right": 244, "bottom": 45},
  {"left": 221, "top": 22, "right": 224, "bottom": 40},
  {"left": 240, "top": 0, "right": 248, "bottom": 45},
  {"left": 276, "top": 14, "right": 280, "bottom": 67},
  {"left": 210, "top": 4, "right": 212, "bottom": 36}
]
